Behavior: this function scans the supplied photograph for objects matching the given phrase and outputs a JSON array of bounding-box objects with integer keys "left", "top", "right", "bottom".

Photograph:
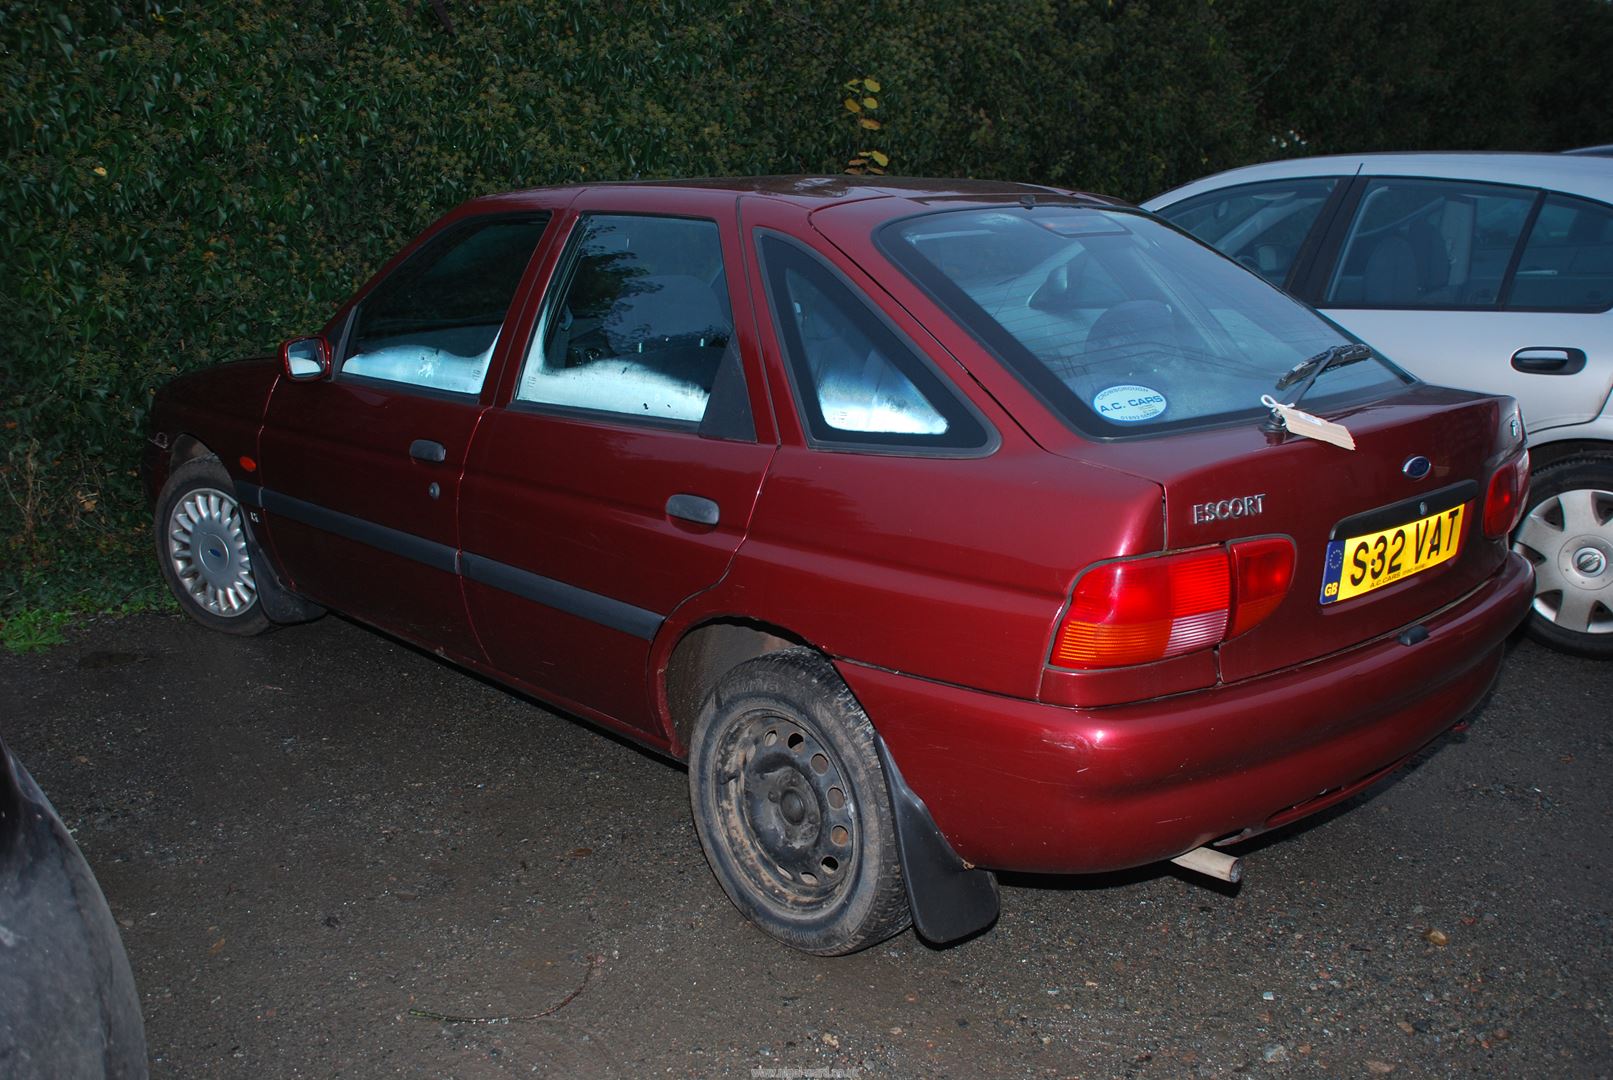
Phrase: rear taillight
[
  {"left": 1483, "top": 451, "right": 1530, "bottom": 538},
  {"left": 1229, "top": 537, "right": 1297, "bottom": 637},
  {"left": 1052, "top": 537, "right": 1295, "bottom": 670}
]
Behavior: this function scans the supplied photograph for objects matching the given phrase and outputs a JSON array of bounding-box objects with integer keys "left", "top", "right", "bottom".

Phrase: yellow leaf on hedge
[
  {"left": 858, "top": 117, "right": 881, "bottom": 130},
  {"left": 862, "top": 97, "right": 878, "bottom": 109},
  {"left": 868, "top": 167, "right": 887, "bottom": 175},
  {"left": 843, "top": 97, "right": 862, "bottom": 113},
  {"left": 870, "top": 150, "right": 889, "bottom": 166},
  {"left": 864, "top": 78, "right": 881, "bottom": 92}
]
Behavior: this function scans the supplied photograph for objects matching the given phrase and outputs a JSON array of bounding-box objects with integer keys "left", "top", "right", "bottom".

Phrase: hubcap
[
  {"left": 1575, "top": 547, "right": 1607, "bottom": 576},
  {"left": 167, "top": 486, "right": 257, "bottom": 617},
  {"left": 1512, "top": 486, "right": 1613, "bottom": 637},
  {"left": 715, "top": 711, "right": 857, "bottom": 908}
]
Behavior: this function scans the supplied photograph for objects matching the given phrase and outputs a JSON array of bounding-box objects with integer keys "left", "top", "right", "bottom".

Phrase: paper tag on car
[{"left": 1260, "top": 395, "right": 1356, "bottom": 450}]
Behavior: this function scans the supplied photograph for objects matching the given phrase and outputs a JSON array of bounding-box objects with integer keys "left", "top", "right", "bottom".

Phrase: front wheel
[
  {"left": 1511, "top": 456, "right": 1613, "bottom": 658},
  {"left": 154, "top": 458, "right": 272, "bottom": 636},
  {"left": 688, "top": 649, "right": 911, "bottom": 955}
]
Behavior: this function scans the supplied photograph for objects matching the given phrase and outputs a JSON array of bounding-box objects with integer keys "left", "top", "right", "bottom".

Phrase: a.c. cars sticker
[{"left": 1093, "top": 384, "right": 1167, "bottom": 423}]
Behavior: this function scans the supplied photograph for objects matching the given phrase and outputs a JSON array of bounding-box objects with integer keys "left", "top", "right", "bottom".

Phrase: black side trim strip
[
  {"left": 460, "top": 553, "right": 663, "bottom": 641},
  {"left": 245, "top": 482, "right": 665, "bottom": 641},
  {"left": 253, "top": 486, "right": 459, "bottom": 574}
]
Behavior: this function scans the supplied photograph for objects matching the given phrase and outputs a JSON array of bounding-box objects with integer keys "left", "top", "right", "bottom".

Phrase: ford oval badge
[{"left": 1402, "top": 455, "right": 1432, "bottom": 480}]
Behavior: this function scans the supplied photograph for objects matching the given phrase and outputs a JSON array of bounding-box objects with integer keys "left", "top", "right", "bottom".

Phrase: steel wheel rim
[
  {"left": 1513, "top": 486, "right": 1613, "bottom": 636},
  {"left": 167, "top": 486, "right": 257, "bottom": 617},
  {"left": 713, "top": 709, "right": 858, "bottom": 910}
]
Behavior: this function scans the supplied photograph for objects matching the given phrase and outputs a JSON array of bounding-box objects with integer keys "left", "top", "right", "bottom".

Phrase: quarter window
[
  {"left": 518, "top": 215, "right": 734, "bottom": 425},
  {"left": 1324, "top": 178, "right": 1534, "bottom": 308},
  {"left": 758, "top": 234, "right": 989, "bottom": 451},
  {"left": 1507, "top": 194, "right": 1613, "bottom": 312},
  {"left": 342, "top": 214, "right": 548, "bottom": 394},
  {"left": 1156, "top": 178, "right": 1339, "bottom": 286}
]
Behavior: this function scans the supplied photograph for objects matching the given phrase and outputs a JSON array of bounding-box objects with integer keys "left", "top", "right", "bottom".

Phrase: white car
[{"left": 1146, "top": 152, "right": 1613, "bottom": 657}]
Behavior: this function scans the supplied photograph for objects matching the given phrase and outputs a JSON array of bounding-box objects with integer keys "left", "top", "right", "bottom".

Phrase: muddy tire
[{"left": 688, "top": 648, "right": 911, "bottom": 955}]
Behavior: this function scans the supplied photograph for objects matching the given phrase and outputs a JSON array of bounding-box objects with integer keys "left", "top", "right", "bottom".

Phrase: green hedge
[{"left": 2, "top": 0, "right": 1608, "bottom": 640}]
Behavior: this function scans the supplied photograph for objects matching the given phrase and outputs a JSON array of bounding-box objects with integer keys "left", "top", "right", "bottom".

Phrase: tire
[
  {"left": 154, "top": 458, "right": 273, "bottom": 636},
  {"left": 688, "top": 648, "right": 911, "bottom": 955},
  {"left": 1511, "top": 456, "right": 1613, "bottom": 659}
]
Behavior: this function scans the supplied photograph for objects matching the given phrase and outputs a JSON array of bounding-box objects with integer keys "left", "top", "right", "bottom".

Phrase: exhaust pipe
[{"left": 1170, "top": 846, "right": 1243, "bottom": 884}]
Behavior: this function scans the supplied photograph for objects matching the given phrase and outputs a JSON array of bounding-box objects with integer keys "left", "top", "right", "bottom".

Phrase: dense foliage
[{"left": 2, "top": 0, "right": 1608, "bottom": 644}]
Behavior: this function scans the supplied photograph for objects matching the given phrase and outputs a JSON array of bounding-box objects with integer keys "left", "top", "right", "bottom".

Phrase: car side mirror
[{"left": 281, "top": 336, "right": 331, "bottom": 381}]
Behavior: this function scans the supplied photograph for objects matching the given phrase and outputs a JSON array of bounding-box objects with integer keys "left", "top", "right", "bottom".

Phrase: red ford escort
[{"left": 143, "top": 178, "right": 1534, "bottom": 954}]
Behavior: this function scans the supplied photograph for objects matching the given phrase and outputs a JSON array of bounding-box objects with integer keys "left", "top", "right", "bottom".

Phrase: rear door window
[
  {"left": 1155, "top": 178, "right": 1340, "bottom": 286},
  {"left": 517, "top": 214, "right": 738, "bottom": 427}
]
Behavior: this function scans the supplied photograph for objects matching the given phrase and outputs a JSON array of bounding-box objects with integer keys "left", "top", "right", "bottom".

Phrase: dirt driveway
[{"left": 3, "top": 613, "right": 1609, "bottom": 1077}]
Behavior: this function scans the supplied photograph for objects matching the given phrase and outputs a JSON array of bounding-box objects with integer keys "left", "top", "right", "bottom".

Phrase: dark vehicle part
[
  {"left": 0, "top": 737, "right": 148, "bottom": 1079},
  {"left": 873, "top": 735, "right": 1000, "bottom": 943},
  {"left": 155, "top": 458, "right": 272, "bottom": 635},
  {"left": 689, "top": 649, "right": 911, "bottom": 955}
]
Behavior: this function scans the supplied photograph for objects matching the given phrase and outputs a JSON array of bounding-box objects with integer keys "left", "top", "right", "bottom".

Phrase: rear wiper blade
[{"left": 1273, "top": 342, "right": 1374, "bottom": 406}]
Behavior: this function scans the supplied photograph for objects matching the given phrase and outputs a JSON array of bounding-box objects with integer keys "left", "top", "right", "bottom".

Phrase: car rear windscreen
[{"left": 879, "top": 206, "right": 1408, "bottom": 436}]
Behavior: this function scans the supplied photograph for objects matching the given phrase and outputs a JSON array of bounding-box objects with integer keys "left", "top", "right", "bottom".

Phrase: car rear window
[{"left": 878, "top": 206, "right": 1408, "bottom": 436}]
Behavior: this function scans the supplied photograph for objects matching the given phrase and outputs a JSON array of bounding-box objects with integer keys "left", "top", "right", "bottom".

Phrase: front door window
[
  {"left": 342, "top": 214, "right": 549, "bottom": 394},
  {"left": 1156, "top": 178, "right": 1339, "bottom": 286}
]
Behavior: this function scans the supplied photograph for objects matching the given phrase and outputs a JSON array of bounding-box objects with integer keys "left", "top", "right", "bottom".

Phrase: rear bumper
[{"left": 839, "top": 551, "right": 1533, "bottom": 875}]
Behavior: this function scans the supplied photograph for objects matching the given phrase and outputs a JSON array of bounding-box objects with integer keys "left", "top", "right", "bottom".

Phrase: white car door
[{"left": 1316, "top": 177, "right": 1613, "bottom": 437}]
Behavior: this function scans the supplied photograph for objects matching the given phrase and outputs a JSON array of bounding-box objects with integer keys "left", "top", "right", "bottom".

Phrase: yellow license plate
[{"left": 1319, "top": 503, "right": 1467, "bottom": 604}]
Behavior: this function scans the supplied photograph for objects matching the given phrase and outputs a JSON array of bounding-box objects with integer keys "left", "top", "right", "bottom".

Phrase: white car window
[
  {"left": 1509, "top": 194, "right": 1613, "bottom": 312},
  {"left": 1325, "top": 178, "right": 1534, "bottom": 309},
  {"left": 1155, "top": 178, "right": 1339, "bottom": 286}
]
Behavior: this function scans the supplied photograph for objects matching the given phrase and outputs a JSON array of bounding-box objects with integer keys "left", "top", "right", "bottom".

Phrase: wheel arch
[
  {"left": 1526, "top": 437, "right": 1613, "bottom": 474},
  {"left": 168, "top": 434, "right": 218, "bottom": 467},
  {"left": 669, "top": 625, "right": 1002, "bottom": 946},
  {"left": 659, "top": 617, "right": 814, "bottom": 758},
  {"left": 155, "top": 442, "right": 324, "bottom": 627}
]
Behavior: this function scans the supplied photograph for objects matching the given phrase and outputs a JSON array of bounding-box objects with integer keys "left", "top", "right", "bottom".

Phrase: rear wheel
[
  {"left": 155, "top": 458, "right": 272, "bottom": 636},
  {"left": 1511, "top": 456, "right": 1613, "bottom": 658},
  {"left": 688, "top": 648, "right": 911, "bottom": 955}
]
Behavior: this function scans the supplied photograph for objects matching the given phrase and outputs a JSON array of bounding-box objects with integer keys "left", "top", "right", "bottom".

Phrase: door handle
[
  {"left": 409, "top": 439, "right": 448, "bottom": 463},
  {"left": 666, "top": 493, "right": 720, "bottom": 526},
  {"left": 1510, "top": 347, "right": 1586, "bottom": 375}
]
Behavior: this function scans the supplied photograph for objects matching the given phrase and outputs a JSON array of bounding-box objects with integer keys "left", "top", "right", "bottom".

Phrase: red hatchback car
[{"left": 143, "top": 178, "right": 1534, "bottom": 954}]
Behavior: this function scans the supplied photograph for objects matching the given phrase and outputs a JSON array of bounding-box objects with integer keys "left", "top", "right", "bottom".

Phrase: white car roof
[{"left": 1143, "top": 152, "right": 1613, "bottom": 210}]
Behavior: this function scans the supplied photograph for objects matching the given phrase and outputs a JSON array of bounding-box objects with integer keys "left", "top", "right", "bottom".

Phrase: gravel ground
[{"left": 3, "top": 613, "right": 1610, "bottom": 1078}]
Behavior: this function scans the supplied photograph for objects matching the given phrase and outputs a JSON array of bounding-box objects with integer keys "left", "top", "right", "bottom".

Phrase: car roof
[
  {"left": 1143, "top": 151, "right": 1613, "bottom": 210},
  {"left": 462, "top": 175, "right": 1119, "bottom": 215}
]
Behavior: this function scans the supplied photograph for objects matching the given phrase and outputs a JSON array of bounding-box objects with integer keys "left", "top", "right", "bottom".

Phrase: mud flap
[
  {"left": 239, "top": 512, "right": 325, "bottom": 625},
  {"left": 874, "top": 734, "right": 999, "bottom": 944}
]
